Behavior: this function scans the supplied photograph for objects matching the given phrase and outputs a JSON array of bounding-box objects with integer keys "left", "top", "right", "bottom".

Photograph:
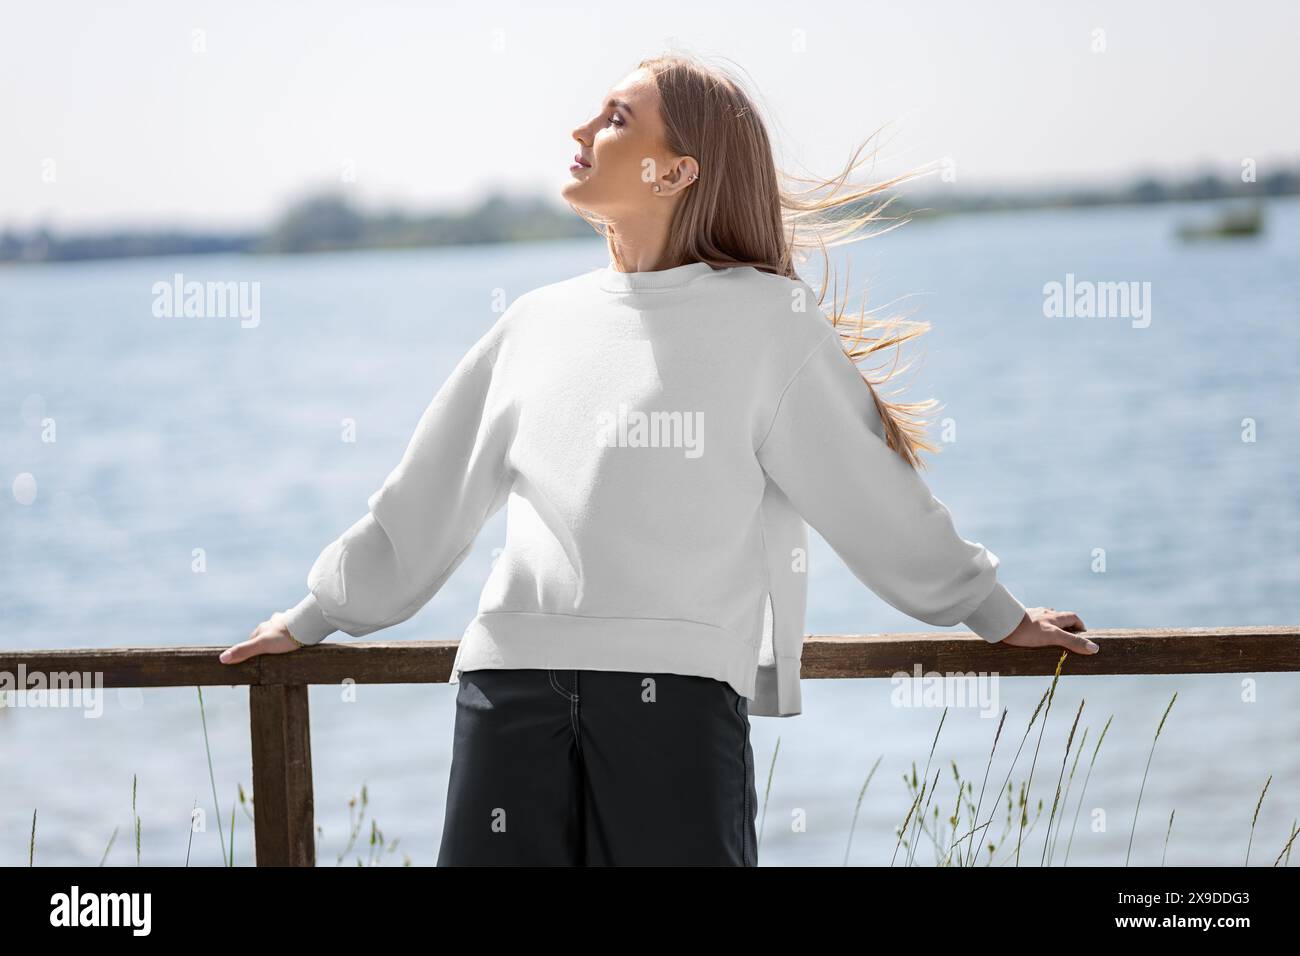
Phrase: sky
[{"left": 2, "top": 0, "right": 1297, "bottom": 231}]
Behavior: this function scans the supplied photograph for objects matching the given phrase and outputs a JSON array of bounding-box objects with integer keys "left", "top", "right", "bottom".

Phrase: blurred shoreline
[{"left": 4, "top": 162, "right": 1297, "bottom": 265}]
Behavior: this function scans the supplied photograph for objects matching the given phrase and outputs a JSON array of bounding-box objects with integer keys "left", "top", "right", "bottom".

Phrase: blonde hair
[{"left": 570, "top": 51, "right": 941, "bottom": 470}]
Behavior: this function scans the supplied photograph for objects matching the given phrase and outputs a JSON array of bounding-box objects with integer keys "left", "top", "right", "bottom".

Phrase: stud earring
[{"left": 654, "top": 174, "right": 698, "bottom": 193}]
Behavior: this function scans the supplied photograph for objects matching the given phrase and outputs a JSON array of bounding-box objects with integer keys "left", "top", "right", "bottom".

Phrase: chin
[{"left": 560, "top": 180, "right": 590, "bottom": 204}]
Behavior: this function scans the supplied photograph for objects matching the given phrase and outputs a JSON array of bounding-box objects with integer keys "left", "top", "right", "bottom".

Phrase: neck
[{"left": 607, "top": 214, "right": 677, "bottom": 272}]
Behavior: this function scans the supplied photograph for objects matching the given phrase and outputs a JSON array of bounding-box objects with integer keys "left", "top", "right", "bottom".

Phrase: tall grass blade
[
  {"left": 1015, "top": 651, "right": 1067, "bottom": 865},
  {"left": 1064, "top": 714, "right": 1111, "bottom": 866},
  {"left": 1125, "top": 692, "right": 1177, "bottom": 866},
  {"left": 196, "top": 686, "right": 228, "bottom": 865},
  {"left": 843, "top": 754, "right": 883, "bottom": 866},
  {"left": 1245, "top": 774, "right": 1271, "bottom": 866},
  {"left": 1040, "top": 698, "right": 1084, "bottom": 866}
]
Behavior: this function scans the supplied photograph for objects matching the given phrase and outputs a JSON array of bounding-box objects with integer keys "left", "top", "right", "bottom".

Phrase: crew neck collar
[{"left": 597, "top": 260, "right": 720, "bottom": 293}]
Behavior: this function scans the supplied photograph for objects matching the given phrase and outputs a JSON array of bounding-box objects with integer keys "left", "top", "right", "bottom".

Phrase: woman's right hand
[
  {"left": 998, "top": 607, "right": 1098, "bottom": 654},
  {"left": 219, "top": 613, "right": 304, "bottom": 664}
]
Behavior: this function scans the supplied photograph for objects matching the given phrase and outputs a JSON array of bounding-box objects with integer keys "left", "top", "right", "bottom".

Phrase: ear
[{"left": 655, "top": 155, "right": 700, "bottom": 196}]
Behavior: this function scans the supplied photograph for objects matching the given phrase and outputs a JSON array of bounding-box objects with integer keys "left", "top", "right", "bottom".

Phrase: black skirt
[{"left": 436, "top": 667, "right": 758, "bottom": 866}]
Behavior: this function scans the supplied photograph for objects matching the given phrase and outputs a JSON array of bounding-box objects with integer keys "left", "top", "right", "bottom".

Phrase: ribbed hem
[
  {"left": 280, "top": 593, "right": 337, "bottom": 646},
  {"left": 962, "top": 582, "right": 1028, "bottom": 643},
  {"left": 451, "top": 610, "right": 761, "bottom": 700},
  {"left": 749, "top": 654, "right": 804, "bottom": 719},
  {"left": 597, "top": 260, "right": 721, "bottom": 293}
]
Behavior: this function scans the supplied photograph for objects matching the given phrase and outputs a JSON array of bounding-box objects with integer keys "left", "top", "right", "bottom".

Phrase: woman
[{"left": 219, "top": 52, "right": 1095, "bottom": 866}]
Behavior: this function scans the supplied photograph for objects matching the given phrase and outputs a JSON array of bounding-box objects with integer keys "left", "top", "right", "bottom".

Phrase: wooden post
[{"left": 249, "top": 684, "right": 316, "bottom": 866}]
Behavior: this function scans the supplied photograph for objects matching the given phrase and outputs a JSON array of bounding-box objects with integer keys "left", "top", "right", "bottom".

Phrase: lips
[{"left": 573, "top": 153, "right": 592, "bottom": 168}]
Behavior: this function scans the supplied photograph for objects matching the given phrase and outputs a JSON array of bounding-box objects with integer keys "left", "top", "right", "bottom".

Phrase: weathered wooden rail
[{"left": 3, "top": 625, "right": 1297, "bottom": 866}]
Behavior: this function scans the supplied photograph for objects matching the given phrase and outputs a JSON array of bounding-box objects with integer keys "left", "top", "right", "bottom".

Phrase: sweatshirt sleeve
[
  {"left": 755, "top": 328, "right": 1027, "bottom": 643},
  {"left": 278, "top": 329, "right": 513, "bottom": 646}
]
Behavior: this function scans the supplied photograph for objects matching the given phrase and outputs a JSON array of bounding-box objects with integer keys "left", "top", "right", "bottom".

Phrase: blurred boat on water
[{"left": 1176, "top": 201, "right": 1264, "bottom": 240}]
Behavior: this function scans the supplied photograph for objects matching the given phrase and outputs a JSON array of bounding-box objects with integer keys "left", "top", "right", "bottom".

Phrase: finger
[
  {"left": 220, "top": 639, "right": 259, "bottom": 665},
  {"left": 1054, "top": 612, "right": 1085, "bottom": 632},
  {"left": 1054, "top": 626, "right": 1098, "bottom": 654}
]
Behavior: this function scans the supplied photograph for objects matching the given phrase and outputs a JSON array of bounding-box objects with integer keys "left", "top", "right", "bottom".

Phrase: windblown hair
[{"left": 568, "top": 50, "right": 942, "bottom": 469}]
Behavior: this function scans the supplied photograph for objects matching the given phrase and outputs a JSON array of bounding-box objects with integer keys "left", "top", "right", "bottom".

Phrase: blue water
[{"left": 2, "top": 198, "right": 1297, "bottom": 866}]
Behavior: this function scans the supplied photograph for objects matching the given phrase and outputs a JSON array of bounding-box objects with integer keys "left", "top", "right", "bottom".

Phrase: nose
[{"left": 571, "top": 109, "right": 599, "bottom": 147}]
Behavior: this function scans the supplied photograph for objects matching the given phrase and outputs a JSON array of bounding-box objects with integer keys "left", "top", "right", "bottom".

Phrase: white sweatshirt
[{"left": 280, "top": 260, "right": 1028, "bottom": 716}]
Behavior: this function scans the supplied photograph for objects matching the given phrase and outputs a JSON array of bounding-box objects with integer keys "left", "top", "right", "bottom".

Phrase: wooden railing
[{"left": 4, "top": 625, "right": 1297, "bottom": 866}]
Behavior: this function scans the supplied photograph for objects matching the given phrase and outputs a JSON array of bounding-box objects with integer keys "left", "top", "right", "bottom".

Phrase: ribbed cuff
[
  {"left": 962, "top": 581, "right": 1027, "bottom": 643},
  {"left": 281, "top": 593, "right": 337, "bottom": 646}
]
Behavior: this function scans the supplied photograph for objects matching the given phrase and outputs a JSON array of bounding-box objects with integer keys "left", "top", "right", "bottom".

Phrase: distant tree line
[
  {"left": 894, "top": 166, "right": 1300, "bottom": 218},
  {"left": 3, "top": 164, "right": 1297, "bottom": 264},
  {"left": 258, "top": 191, "right": 593, "bottom": 253}
]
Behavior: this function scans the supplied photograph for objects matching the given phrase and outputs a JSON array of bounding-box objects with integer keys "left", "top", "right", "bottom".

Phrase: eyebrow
[{"left": 606, "top": 98, "right": 635, "bottom": 118}]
